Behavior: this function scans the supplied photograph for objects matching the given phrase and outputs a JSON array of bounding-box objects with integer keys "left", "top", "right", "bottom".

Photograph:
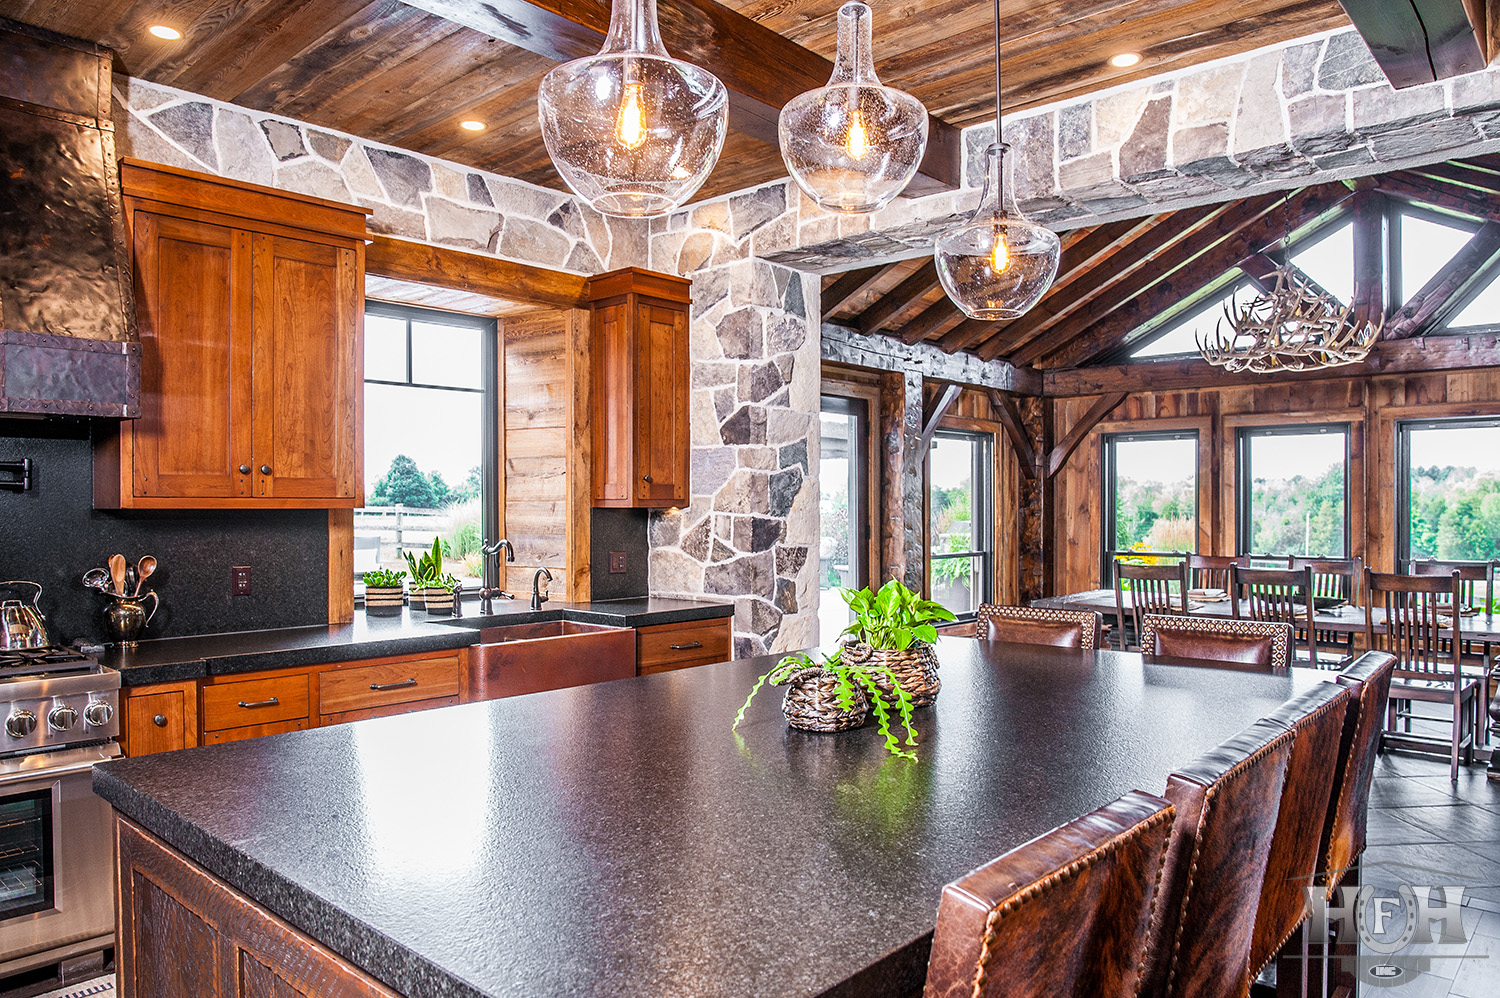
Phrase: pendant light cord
[{"left": 993, "top": 0, "right": 1003, "bottom": 133}]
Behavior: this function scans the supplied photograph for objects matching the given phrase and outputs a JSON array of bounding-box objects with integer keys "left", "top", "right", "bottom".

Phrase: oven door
[{"left": 0, "top": 743, "right": 119, "bottom": 975}]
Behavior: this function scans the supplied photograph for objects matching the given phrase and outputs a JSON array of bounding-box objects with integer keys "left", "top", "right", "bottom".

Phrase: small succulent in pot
[
  {"left": 838, "top": 579, "right": 955, "bottom": 707},
  {"left": 734, "top": 649, "right": 920, "bottom": 760},
  {"left": 362, "top": 568, "right": 406, "bottom": 617}
]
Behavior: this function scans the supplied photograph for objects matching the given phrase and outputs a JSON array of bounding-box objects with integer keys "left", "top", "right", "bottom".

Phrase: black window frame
[
  {"left": 1101, "top": 430, "right": 1199, "bottom": 581},
  {"left": 358, "top": 301, "right": 499, "bottom": 600},
  {"left": 819, "top": 394, "right": 873, "bottom": 594},
  {"left": 926, "top": 428, "right": 995, "bottom": 619},
  {"left": 1396, "top": 414, "right": 1500, "bottom": 565},
  {"left": 1234, "top": 423, "right": 1351, "bottom": 559}
]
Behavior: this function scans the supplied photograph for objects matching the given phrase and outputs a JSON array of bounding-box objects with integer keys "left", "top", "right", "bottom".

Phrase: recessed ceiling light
[
  {"left": 460, "top": 120, "right": 486, "bottom": 131},
  {"left": 1109, "top": 52, "right": 1142, "bottom": 69},
  {"left": 148, "top": 25, "right": 182, "bottom": 40}
]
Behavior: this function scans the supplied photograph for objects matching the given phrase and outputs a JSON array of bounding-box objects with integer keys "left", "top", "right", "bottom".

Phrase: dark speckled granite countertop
[
  {"left": 94, "top": 641, "right": 1324, "bottom": 998},
  {"left": 100, "top": 598, "right": 732, "bottom": 686}
]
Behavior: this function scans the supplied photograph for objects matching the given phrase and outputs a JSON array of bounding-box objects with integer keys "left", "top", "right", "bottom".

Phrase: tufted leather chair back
[
  {"left": 1322, "top": 652, "right": 1395, "bottom": 892},
  {"left": 1250, "top": 682, "right": 1352, "bottom": 976},
  {"left": 975, "top": 605, "right": 1103, "bottom": 651},
  {"left": 923, "top": 790, "right": 1176, "bottom": 998},
  {"left": 1141, "top": 719, "right": 1295, "bottom": 998}
]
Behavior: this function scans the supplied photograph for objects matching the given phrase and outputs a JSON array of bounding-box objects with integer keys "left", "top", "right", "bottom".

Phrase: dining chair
[
  {"left": 1142, "top": 719, "right": 1295, "bottom": 998},
  {"left": 1364, "top": 569, "right": 1481, "bottom": 781},
  {"left": 1185, "top": 553, "right": 1242, "bottom": 592},
  {"left": 1251, "top": 683, "right": 1353, "bottom": 986},
  {"left": 1139, "top": 614, "right": 1292, "bottom": 671},
  {"left": 1405, "top": 558, "right": 1496, "bottom": 686},
  {"left": 923, "top": 789, "right": 1176, "bottom": 998},
  {"left": 1323, "top": 653, "right": 1396, "bottom": 894},
  {"left": 1113, "top": 560, "right": 1190, "bottom": 652},
  {"left": 975, "top": 605, "right": 1102, "bottom": 651},
  {"left": 1289, "top": 556, "right": 1363, "bottom": 666},
  {"left": 1230, "top": 565, "right": 1319, "bottom": 665}
]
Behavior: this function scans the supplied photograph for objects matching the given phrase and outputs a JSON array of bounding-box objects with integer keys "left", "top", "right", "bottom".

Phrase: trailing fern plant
[
  {"left": 733, "top": 649, "right": 920, "bottom": 761},
  {"left": 841, "top": 578, "right": 956, "bottom": 650}
]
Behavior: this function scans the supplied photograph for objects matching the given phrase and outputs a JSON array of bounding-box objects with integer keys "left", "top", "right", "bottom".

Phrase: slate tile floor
[{"left": 1360, "top": 750, "right": 1500, "bottom": 997}]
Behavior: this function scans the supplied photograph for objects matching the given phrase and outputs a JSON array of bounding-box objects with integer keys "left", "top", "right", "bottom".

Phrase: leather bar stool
[
  {"left": 1323, "top": 652, "right": 1396, "bottom": 894},
  {"left": 1142, "top": 719, "right": 1296, "bottom": 998},
  {"left": 923, "top": 789, "right": 1176, "bottom": 998},
  {"left": 975, "top": 605, "right": 1103, "bottom": 651}
]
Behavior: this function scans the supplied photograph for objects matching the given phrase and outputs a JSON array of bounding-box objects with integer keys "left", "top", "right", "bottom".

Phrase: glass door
[
  {"left": 820, "top": 397, "right": 868, "bottom": 646},
  {"left": 0, "top": 787, "right": 54, "bottom": 921}
]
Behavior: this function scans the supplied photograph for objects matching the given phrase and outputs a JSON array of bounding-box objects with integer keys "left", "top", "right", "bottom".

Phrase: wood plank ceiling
[
  {"left": 0, "top": 0, "right": 1350, "bottom": 202},
  {"left": 825, "top": 154, "right": 1500, "bottom": 372}
]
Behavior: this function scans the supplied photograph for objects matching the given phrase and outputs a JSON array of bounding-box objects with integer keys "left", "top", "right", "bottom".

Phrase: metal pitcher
[
  {"left": 0, "top": 581, "right": 50, "bottom": 650},
  {"left": 103, "top": 591, "right": 158, "bottom": 649}
]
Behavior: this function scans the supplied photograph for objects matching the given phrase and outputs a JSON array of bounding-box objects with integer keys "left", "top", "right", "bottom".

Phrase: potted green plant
[
  {"left": 362, "top": 568, "right": 406, "bottom": 616},
  {"left": 838, "top": 578, "right": 956, "bottom": 707},
  {"left": 734, "top": 649, "right": 919, "bottom": 760},
  {"left": 404, "top": 538, "right": 456, "bottom": 614}
]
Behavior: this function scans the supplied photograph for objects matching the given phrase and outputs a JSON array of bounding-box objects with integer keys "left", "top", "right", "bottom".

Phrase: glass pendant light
[
  {"left": 934, "top": 0, "right": 1059, "bottom": 319},
  {"left": 777, "top": 2, "right": 929, "bottom": 214},
  {"left": 537, "top": 0, "right": 728, "bottom": 217}
]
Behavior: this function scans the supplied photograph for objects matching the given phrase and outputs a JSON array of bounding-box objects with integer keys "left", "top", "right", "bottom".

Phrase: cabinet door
[
  {"left": 634, "top": 302, "right": 689, "bottom": 505},
  {"left": 122, "top": 682, "right": 198, "bottom": 757},
  {"left": 250, "top": 234, "right": 360, "bottom": 500},
  {"left": 132, "top": 213, "right": 253, "bottom": 499}
]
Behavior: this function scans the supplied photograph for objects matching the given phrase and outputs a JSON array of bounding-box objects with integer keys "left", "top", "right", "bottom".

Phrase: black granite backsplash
[
  {"left": 0, "top": 419, "right": 329, "bottom": 645},
  {"left": 589, "top": 507, "right": 648, "bottom": 600}
]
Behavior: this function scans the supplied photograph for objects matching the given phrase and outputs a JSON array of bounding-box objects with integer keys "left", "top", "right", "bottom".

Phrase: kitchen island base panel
[{"left": 116, "top": 817, "right": 399, "bottom": 998}]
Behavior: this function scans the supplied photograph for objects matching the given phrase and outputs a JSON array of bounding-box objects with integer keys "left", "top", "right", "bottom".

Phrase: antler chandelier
[{"left": 1196, "top": 262, "right": 1381, "bottom": 373}]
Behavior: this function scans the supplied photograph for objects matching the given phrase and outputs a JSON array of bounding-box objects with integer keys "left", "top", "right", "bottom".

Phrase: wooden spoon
[
  {"left": 134, "top": 555, "right": 157, "bottom": 596},
  {"left": 108, "top": 554, "right": 127, "bottom": 597}
]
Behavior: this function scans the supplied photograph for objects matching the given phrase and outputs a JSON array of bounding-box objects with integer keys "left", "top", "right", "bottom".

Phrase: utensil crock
[{"left": 104, "top": 591, "right": 159, "bottom": 649}]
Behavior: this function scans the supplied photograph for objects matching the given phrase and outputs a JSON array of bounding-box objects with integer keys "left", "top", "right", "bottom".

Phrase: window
[
  {"left": 1396, "top": 210, "right": 1475, "bottom": 305},
  {"left": 1131, "top": 279, "right": 1252, "bottom": 359},
  {"left": 927, "top": 430, "right": 994, "bottom": 617},
  {"left": 1236, "top": 425, "right": 1349, "bottom": 558},
  {"left": 1103, "top": 432, "right": 1198, "bottom": 574},
  {"left": 356, "top": 303, "right": 498, "bottom": 598},
  {"left": 819, "top": 396, "right": 870, "bottom": 645},
  {"left": 1398, "top": 417, "right": 1500, "bottom": 564},
  {"left": 1290, "top": 219, "right": 1354, "bottom": 304}
]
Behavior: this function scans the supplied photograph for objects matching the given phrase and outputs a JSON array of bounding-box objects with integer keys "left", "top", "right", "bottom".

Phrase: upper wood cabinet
[
  {"left": 96, "top": 160, "right": 367, "bottom": 509},
  {"left": 587, "top": 268, "right": 691, "bottom": 508}
]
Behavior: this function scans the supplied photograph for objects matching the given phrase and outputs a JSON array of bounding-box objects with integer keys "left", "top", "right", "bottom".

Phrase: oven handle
[{"left": 0, "top": 757, "right": 113, "bottom": 789}]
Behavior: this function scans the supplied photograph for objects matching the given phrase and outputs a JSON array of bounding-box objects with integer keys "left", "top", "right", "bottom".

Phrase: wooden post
[{"left": 1018, "top": 397, "right": 1053, "bottom": 602}]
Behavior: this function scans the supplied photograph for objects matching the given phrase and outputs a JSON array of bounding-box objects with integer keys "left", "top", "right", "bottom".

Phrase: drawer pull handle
[
  {"left": 152, "top": 714, "right": 168, "bottom": 727},
  {"left": 369, "top": 679, "right": 418, "bottom": 691},
  {"left": 237, "top": 697, "right": 280, "bottom": 709},
  {"left": 670, "top": 641, "right": 702, "bottom": 651}
]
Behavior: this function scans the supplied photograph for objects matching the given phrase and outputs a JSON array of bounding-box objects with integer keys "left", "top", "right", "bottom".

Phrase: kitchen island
[{"left": 94, "top": 639, "right": 1326, "bottom": 998}]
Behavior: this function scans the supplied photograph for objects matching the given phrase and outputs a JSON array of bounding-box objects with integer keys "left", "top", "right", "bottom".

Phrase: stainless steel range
[{"left": 0, "top": 645, "right": 120, "bottom": 979}]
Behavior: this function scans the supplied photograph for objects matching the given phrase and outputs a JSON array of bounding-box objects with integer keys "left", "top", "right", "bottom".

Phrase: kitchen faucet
[
  {"left": 478, "top": 539, "right": 516, "bottom": 613},
  {"left": 531, "top": 567, "right": 552, "bottom": 611}
]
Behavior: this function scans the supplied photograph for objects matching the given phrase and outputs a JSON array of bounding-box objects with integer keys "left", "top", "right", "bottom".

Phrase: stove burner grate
[{"left": 0, "top": 647, "right": 94, "bottom": 678}]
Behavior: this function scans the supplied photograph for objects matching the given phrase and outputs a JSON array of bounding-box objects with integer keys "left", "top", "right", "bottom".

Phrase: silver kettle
[{"left": 0, "top": 581, "right": 50, "bottom": 651}]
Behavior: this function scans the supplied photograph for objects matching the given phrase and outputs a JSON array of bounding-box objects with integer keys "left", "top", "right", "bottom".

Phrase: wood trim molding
[
  {"left": 366, "top": 236, "right": 589, "bottom": 310},
  {"left": 328, "top": 509, "right": 354, "bottom": 624}
]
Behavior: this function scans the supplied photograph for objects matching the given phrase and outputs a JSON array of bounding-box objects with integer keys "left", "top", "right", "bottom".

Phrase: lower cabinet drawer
[
  {"left": 317, "top": 654, "right": 461, "bottom": 716},
  {"left": 202, "top": 718, "right": 308, "bottom": 745},
  {"left": 637, "top": 618, "right": 732, "bottom": 674},
  {"left": 319, "top": 696, "right": 459, "bottom": 728},
  {"left": 201, "top": 674, "right": 311, "bottom": 732}
]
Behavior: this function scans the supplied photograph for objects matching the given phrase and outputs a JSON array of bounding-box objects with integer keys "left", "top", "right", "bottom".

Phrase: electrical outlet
[
  {"left": 231, "top": 565, "right": 251, "bottom": 596},
  {"left": 608, "top": 551, "right": 627, "bottom": 574}
]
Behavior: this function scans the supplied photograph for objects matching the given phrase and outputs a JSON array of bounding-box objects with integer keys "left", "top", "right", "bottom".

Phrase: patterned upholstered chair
[
  {"left": 1139, "top": 614, "right": 1292, "bottom": 671},
  {"left": 924, "top": 790, "right": 1176, "bottom": 998},
  {"left": 975, "top": 605, "right": 1103, "bottom": 651}
]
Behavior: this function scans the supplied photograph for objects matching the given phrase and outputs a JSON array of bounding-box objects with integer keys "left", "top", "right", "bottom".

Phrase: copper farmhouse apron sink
[{"left": 469, "top": 621, "right": 636, "bottom": 700}]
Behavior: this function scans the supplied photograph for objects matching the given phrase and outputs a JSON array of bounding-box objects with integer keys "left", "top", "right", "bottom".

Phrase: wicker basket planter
[
  {"left": 363, "top": 585, "right": 405, "bottom": 617},
  {"left": 845, "top": 640, "right": 940, "bottom": 707},
  {"left": 777, "top": 667, "right": 870, "bottom": 732}
]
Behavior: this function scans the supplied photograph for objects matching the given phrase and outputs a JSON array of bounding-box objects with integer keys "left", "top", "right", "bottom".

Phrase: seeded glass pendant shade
[
  {"left": 537, "top": 0, "right": 728, "bottom": 217},
  {"left": 778, "top": 2, "right": 928, "bottom": 214},
  {"left": 935, "top": 143, "right": 1060, "bottom": 319}
]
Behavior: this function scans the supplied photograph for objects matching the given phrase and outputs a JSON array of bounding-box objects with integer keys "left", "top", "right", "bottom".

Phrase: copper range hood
[{"left": 0, "top": 18, "right": 139, "bottom": 418}]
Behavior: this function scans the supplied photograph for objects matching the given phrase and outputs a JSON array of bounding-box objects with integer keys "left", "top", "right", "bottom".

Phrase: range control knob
[
  {"left": 83, "top": 702, "right": 114, "bottom": 728},
  {"left": 6, "top": 710, "right": 37, "bottom": 738},
  {"left": 48, "top": 705, "right": 79, "bottom": 731}
]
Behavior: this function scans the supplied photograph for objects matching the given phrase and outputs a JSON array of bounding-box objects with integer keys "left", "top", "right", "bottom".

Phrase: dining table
[{"left": 95, "top": 638, "right": 1332, "bottom": 998}]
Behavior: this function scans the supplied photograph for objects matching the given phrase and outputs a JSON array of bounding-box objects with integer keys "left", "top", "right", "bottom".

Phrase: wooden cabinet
[
  {"left": 120, "top": 681, "right": 199, "bottom": 757},
  {"left": 96, "top": 159, "right": 366, "bottom": 509},
  {"left": 586, "top": 268, "right": 691, "bottom": 508},
  {"left": 201, "top": 672, "right": 312, "bottom": 745},
  {"left": 316, "top": 651, "right": 462, "bottom": 725},
  {"left": 636, "top": 618, "right": 733, "bottom": 675},
  {"left": 117, "top": 818, "right": 400, "bottom": 998}
]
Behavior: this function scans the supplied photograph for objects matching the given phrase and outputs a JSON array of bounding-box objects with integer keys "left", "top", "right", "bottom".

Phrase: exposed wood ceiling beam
[
  {"left": 1377, "top": 172, "right": 1500, "bottom": 222},
  {"left": 1045, "top": 333, "right": 1500, "bottom": 395},
  {"left": 401, "top": 0, "right": 962, "bottom": 192},
  {"left": 1405, "top": 160, "right": 1500, "bottom": 197},
  {"left": 820, "top": 322, "right": 1041, "bottom": 396},
  {"left": 1351, "top": 188, "right": 1387, "bottom": 326},
  {"left": 821, "top": 265, "right": 892, "bottom": 316},
  {"left": 1047, "top": 392, "right": 1127, "bottom": 478},
  {"left": 936, "top": 318, "right": 995, "bottom": 354},
  {"left": 1336, "top": 0, "right": 1486, "bottom": 87},
  {"left": 366, "top": 234, "right": 588, "bottom": 308},
  {"left": 898, "top": 299, "right": 962, "bottom": 345},
  {"left": 917, "top": 383, "right": 964, "bottom": 458},
  {"left": 1036, "top": 183, "right": 1355, "bottom": 369},
  {"left": 1386, "top": 219, "right": 1500, "bottom": 337},
  {"left": 988, "top": 390, "right": 1037, "bottom": 480},
  {"left": 858, "top": 261, "right": 941, "bottom": 336}
]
